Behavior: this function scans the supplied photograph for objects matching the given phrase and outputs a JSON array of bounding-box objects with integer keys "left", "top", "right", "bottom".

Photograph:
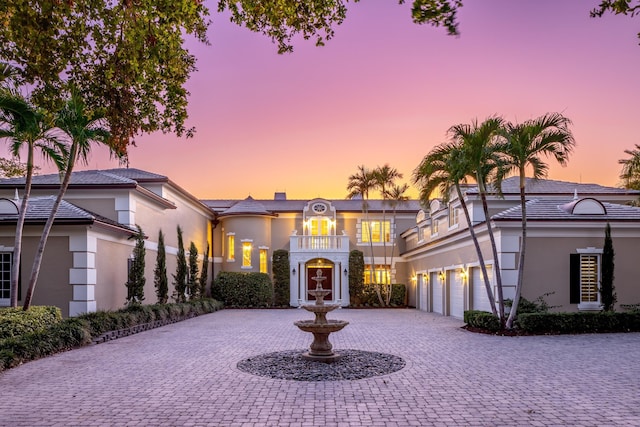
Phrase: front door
[{"left": 306, "top": 265, "right": 333, "bottom": 301}]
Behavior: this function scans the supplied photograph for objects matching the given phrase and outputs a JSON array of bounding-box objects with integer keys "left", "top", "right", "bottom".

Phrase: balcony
[{"left": 290, "top": 234, "right": 350, "bottom": 252}]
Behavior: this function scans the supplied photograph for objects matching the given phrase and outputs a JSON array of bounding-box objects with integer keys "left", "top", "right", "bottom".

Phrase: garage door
[
  {"left": 418, "top": 274, "right": 430, "bottom": 311},
  {"left": 472, "top": 266, "right": 493, "bottom": 313},
  {"left": 449, "top": 269, "right": 465, "bottom": 319},
  {"left": 431, "top": 271, "right": 444, "bottom": 314}
]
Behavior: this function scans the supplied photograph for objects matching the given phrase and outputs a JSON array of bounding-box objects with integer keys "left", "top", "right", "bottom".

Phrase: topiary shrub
[
  {"left": 348, "top": 250, "right": 365, "bottom": 305},
  {"left": 214, "top": 272, "right": 273, "bottom": 308}
]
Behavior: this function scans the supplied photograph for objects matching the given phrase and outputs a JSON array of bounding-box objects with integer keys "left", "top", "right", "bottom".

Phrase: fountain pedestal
[{"left": 294, "top": 269, "right": 349, "bottom": 363}]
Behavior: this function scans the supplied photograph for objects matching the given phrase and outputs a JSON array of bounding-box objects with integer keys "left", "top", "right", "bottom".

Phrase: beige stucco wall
[{"left": 220, "top": 215, "right": 272, "bottom": 273}]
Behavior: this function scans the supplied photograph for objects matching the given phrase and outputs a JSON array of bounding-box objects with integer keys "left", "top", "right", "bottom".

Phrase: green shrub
[
  {"left": 0, "top": 306, "right": 62, "bottom": 339},
  {"left": 272, "top": 249, "right": 290, "bottom": 306},
  {"left": 0, "top": 299, "right": 223, "bottom": 372},
  {"left": 464, "top": 310, "right": 501, "bottom": 332},
  {"left": 621, "top": 303, "right": 640, "bottom": 313},
  {"left": 348, "top": 250, "right": 365, "bottom": 305},
  {"left": 357, "top": 283, "right": 406, "bottom": 307},
  {"left": 516, "top": 311, "right": 640, "bottom": 334},
  {"left": 504, "top": 292, "right": 556, "bottom": 315},
  {"left": 214, "top": 272, "right": 273, "bottom": 307}
]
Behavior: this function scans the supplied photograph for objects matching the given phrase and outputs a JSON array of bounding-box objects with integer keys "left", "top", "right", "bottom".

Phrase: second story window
[
  {"left": 449, "top": 207, "right": 459, "bottom": 228},
  {"left": 431, "top": 219, "right": 439, "bottom": 236},
  {"left": 361, "top": 220, "right": 391, "bottom": 243}
]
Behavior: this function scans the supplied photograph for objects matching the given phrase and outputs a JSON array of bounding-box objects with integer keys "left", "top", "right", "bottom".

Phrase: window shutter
[{"left": 569, "top": 254, "right": 580, "bottom": 304}]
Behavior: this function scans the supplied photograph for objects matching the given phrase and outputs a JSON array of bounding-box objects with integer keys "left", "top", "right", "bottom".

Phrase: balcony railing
[{"left": 290, "top": 235, "right": 350, "bottom": 251}]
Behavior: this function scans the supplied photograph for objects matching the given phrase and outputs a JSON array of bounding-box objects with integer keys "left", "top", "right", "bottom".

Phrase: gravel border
[{"left": 237, "top": 349, "right": 406, "bottom": 381}]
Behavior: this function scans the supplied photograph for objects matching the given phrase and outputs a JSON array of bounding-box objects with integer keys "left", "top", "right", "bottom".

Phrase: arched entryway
[{"left": 306, "top": 258, "right": 334, "bottom": 301}]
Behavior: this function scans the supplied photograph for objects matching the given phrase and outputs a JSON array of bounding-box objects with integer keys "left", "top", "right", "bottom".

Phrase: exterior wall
[
  {"left": 522, "top": 233, "right": 640, "bottom": 312},
  {"left": 63, "top": 197, "right": 119, "bottom": 223},
  {"left": 95, "top": 237, "right": 131, "bottom": 312},
  {"left": 220, "top": 216, "right": 272, "bottom": 273}
]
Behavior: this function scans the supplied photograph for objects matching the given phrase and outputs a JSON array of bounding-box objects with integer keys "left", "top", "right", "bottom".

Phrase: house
[
  {"left": 0, "top": 169, "right": 421, "bottom": 315},
  {"left": 0, "top": 169, "right": 215, "bottom": 316},
  {"left": 2, "top": 169, "right": 639, "bottom": 319},
  {"left": 401, "top": 177, "right": 640, "bottom": 318}
]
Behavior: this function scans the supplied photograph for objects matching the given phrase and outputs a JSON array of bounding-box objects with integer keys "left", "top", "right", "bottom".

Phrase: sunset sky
[{"left": 25, "top": 0, "right": 640, "bottom": 199}]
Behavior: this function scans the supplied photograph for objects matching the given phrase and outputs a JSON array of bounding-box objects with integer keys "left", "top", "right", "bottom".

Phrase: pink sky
[{"left": 24, "top": 0, "right": 640, "bottom": 199}]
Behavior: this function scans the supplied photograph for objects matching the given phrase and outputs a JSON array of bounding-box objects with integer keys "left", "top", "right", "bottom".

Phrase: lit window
[
  {"left": 580, "top": 255, "right": 599, "bottom": 303},
  {"left": 431, "top": 219, "right": 439, "bottom": 236},
  {"left": 309, "top": 218, "right": 331, "bottom": 236},
  {"left": 259, "top": 249, "right": 268, "bottom": 273},
  {"left": 227, "top": 234, "right": 235, "bottom": 261},
  {"left": 361, "top": 221, "right": 390, "bottom": 243},
  {"left": 364, "top": 264, "right": 391, "bottom": 284},
  {"left": 570, "top": 251, "right": 602, "bottom": 310},
  {"left": 242, "top": 242, "right": 252, "bottom": 268},
  {"left": 449, "top": 207, "right": 459, "bottom": 227}
]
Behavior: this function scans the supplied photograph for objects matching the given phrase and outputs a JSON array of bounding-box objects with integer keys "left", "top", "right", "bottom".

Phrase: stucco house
[
  {"left": 401, "top": 177, "right": 640, "bottom": 318},
  {"left": 1, "top": 169, "right": 639, "bottom": 319}
]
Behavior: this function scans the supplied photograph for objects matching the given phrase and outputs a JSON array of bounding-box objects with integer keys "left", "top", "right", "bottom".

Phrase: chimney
[{"left": 274, "top": 192, "right": 287, "bottom": 200}]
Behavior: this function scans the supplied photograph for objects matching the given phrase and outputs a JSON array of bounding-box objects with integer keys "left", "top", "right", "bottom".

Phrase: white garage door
[
  {"left": 449, "top": 269, "right": 465, "bottom": 319},
  {"left": 431, "top": 271, "right": 444, "bottom": 315},
  {"left": 418, "top": 274, "right": 430, "bottom": 311},
  {"left": 472, "top": 266, "right": 493, "bottom": 313}
]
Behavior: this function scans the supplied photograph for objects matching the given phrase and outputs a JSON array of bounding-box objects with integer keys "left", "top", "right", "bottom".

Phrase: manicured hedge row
[
  {"left": 0, "top": 306, "right": 62, "bottom": 339},
  {"left": 212, "top": 272, "right": 273, "bottom": 308},
  {"left": 0, "top": 299, "right": 223, "bottom": 372},
  {"left": 463, "top": 310, "right": 501, "bottom": 332},
  {"left": 516, "top": 311, "right": 640, "bottom": 334}
]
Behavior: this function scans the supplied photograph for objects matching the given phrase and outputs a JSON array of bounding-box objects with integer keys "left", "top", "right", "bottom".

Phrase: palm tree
[
  {"left": 619, "top": 144, "right": 640, "bottom": 191},
  {"left": 498, "top": 112, "right": 575, "bottom": 328},
  {"left": 0, "top": 88, "right": 63, "bottom": 308},
  {"left": 373, "top": 164, "right": 403, "bottom": 304},
  {"left": 23, "top": 91, "right": 112, "bottom": 310},
  {"left": 384, "top": 182, "right": 409, "bottom": 305},
  {"left": 347, "top": 165, "right": 383, "bottom": 305},
  {"left": 449, "top": 117, "right": 506, "bottom": 324},
  {"left": 413, "top": 141, "right": 498, "bottom": 317}
]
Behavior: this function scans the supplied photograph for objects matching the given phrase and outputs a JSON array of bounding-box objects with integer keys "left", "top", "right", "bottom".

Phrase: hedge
[
  {"left": 516, "top": 311, "right": 640, "bottom": 334},
  {"left": 356, "top": 283, "right": 406, "bottom": 307},
  {"left": 213, "top": 272, "right": 273, "bottom": 308},
  {"left": 463, "top": 310, "right": 501, "bottom": 332},
  {"left": 0, "top": 299, "right": 223, "bottom": 372},
  {"left": 0, "top": 306, "right": 62, "bottom": 340}
]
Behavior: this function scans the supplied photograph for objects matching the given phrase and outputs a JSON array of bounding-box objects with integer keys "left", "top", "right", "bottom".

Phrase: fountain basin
[{"left": 294, "top": 319, "right": 349, "bottom": 333}]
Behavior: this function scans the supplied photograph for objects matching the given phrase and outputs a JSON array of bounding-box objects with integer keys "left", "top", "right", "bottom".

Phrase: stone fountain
[{"left": 294, "top": 269, "right": 349, "bottom": 362}]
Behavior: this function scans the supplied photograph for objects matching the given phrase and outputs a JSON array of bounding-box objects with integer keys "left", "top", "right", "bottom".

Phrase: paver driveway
[{"left": 1, "top": 308, "right": 639, "bottom": 426}]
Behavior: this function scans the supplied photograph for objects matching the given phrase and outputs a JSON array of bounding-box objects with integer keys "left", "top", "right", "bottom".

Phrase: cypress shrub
[
  {"left": 154, "top": 229, "right": 169, "bottom": 304},
  {"left": 172, "top": 225, "right": 188, "bottom": 302},
  {"left": 272, "top": 249, "right": 290, "bottom": 306},
  {"left": 188, "top": 242, "right": 199, "bottom": 300},
  {"left": 199, "top": 243, "right": 209, "bottom": 298},
  {"left": 125, "top": 225, "right": 146, "bottom": 305}
]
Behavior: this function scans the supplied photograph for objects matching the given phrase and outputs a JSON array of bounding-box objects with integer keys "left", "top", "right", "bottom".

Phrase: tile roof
[
  {"left": 492, "top": 198, "right": 640, "bottom": 222},
  {"left": 203, "top": 198, "right": 422, "bottom": 214},
  {"left": 468, "top": 177, "right": 640, "bottom": 196},
  {"left": 220, "top": 197, "right": 273, "bottom": 216},
  {"left": 0, "top": 196, "right": 136, "bottom": 232}
]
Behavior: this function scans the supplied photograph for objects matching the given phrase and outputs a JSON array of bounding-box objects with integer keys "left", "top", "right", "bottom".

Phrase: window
[
  {"left": 448, "top": 207, "right": 459, "bottom": 227},
  {"left": 364, "top": 264, "right": 391, "bottom": 285},
  {"left": 227, "top": 234, "right": 235, "bottom": 261},
  {"left": 361, "top": 220, "right": 390, "bottom": 243},
  {"left": 259, "top": 248, "right": 268, "bottom": 273},
  {"left": 242, "top": 242, "right": 252, "bottom": 268},
  {"left": 431, "top": 219, "right": 439, "bottom": 236},
  {"left": 570, "top": 250, "right": 602, "bottom": 310},
  {"left": 0, "top": 252, "right": 12, "bottom": 302},
  {"left": 309, "top": 218, "right": 331, "bottom": 236}
]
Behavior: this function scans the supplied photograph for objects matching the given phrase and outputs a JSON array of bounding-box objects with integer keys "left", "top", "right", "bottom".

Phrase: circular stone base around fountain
[{"left": 237, "top": 349, "right": 405, "bottom": 381}]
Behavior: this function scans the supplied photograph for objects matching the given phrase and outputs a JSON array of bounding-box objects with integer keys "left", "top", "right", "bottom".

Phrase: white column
[{"left": 68, "top": 233, "right": 98, "bottom": 316}]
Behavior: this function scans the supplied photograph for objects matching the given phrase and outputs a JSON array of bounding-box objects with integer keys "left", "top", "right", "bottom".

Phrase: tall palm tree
[
  {"left": 498, "top": 112, "right": 575, "bottom": 328},
  {"left": 347, "top": 165, "right": 383, "bottom": 305},
  {"left": 384, "top": 182, "right": 409, "bottom": 305},
  {"left": 23, "top": 91, "right": 113, "bottom": 310},
  {"left": 0, "top": 88, "right": 63, "bottom": 308},
  {"left": 413, "top": 141, "right": 498, "bottom": 317},
  {"left": 619, "top": 144, "right": 640, "bottom": 191},
  {"left": 450, "top": 117, "right": 506, "bottom": 324},
  {"left": 373, "top": 164, "right": 403, "bottom": 303}
]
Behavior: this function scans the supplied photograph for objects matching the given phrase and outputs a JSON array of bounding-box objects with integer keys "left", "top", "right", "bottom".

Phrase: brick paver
[{"left": 1, "top": 309, "right": 638, "bottom": 426}]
